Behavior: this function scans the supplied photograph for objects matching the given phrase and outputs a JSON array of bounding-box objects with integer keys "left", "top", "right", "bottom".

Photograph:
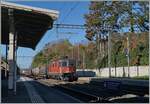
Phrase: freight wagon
[{"left": 31, "top": 66, "right": 47, "bottom": 79}]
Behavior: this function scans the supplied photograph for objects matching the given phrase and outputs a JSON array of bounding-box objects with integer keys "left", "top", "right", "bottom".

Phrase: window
[
  {"left": 62, "top": 61, "right": 67, "bottom": 67},
  {"left": 59, "top": 62, "right": 61, "bottom": 66},
  {"left": 68, "top": 60, "right": 75, "bottom": 66}
]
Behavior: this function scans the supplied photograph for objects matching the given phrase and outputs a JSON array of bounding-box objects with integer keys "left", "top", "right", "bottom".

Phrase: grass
[{"left": 132, "top": 76, "right": 149, "bottom": 80}]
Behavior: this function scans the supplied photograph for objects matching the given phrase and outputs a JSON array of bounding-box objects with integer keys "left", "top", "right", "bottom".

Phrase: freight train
[{"left": 31, "top": 58, "right": 78, "bottom": 81}]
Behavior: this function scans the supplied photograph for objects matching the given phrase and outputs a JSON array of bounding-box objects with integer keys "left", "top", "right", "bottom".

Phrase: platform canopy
[{"left": 1, "top": 1, "right": 59, "bottom": 49}]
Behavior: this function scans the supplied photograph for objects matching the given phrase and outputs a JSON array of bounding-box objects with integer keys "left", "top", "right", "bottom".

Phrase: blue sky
[{"left": 1, "top": 1, "right": 90, "bottom": 69}]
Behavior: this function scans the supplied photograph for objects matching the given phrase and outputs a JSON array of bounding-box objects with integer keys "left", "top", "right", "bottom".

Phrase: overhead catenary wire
[
  {"left": 54, "top": 2, "right": 80, "bottom": 43},
  {"left": 60, "top": 2, "right": 79, "bottom": 23},
  {"left": 57, "top": 2, "right": 67, "bottom": 23}
]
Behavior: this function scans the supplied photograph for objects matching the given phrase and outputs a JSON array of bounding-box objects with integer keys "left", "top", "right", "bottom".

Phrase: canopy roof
[{"left": 1, "top": 1, "right": 59, "bottom": 49}]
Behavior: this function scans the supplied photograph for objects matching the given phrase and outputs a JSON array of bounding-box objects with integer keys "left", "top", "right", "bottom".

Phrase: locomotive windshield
[
  {"left": 61, "top": 61, "right": 67, "bottom": 67},
  {"left": 60, "top": 59, "right": 76, "bottom": 67},
  {"left": 68, "top": 59, "right": 76, "bottom": 67}
]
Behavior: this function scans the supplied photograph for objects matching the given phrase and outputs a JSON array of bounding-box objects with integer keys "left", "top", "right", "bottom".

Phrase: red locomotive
[
  {"left": 47, "top": 58, "right": 78, "bottom": 81},
  {"left": 31, "top": 58, "right": 78, "bottom": 81}
]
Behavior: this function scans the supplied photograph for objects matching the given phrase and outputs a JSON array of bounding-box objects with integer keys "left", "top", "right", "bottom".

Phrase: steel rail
[{"left": 55, "top": 85, "right": 112, "bottom": 103}]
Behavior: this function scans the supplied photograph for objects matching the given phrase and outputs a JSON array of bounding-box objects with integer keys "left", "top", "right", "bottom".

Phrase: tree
[
  {"left": 85, "top": 1, "right": 149, "bottom": 40},
  {"left": 84, "top": 1, "right": 149, "bottom": 74}
]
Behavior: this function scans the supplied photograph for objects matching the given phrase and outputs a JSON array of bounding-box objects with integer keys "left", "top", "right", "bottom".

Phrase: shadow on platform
[{"left": 1, "top": 79, "right": 31, "bottom": 103}]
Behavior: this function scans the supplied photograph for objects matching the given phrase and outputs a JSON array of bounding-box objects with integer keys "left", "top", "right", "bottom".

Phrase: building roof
[{"left": 1, "top": 1, "right": 59, "bottom": 49}]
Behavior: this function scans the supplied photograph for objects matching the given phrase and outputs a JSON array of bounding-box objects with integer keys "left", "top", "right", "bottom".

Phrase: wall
[{"left": 77, "top": 66, "right": 149, "bottom": 77}]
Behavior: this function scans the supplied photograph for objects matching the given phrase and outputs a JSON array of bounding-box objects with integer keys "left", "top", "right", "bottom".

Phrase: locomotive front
[{"left": 60, "top": 59, "right": 78, "bottom": 81}]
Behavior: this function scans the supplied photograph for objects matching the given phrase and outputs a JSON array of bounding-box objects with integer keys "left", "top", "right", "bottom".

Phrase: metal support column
[
  {"left": 149, "top": 1, "right": 150, "bottom": 76},
  {"left": 14, "top": 32, "right": 17, "bottom": 94},
  {"left": 8, "top": 9, "right": 15, "bottom": 90},
  {"left": 148, "top": 1, "right": 150, "bottom": 78},
  {"left": 5, "top": 45, "right": 8, "bottom": 78}
]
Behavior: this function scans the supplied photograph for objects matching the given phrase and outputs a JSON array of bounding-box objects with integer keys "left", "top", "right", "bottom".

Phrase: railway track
[
  {"left": 37, "top": 79, "right": 111, "bottom": 103},
  {"left": 90, "top": 80, "right": 149, "bottom": 96},
  {"left": 55, "top": 84, "right": 111, "bottom": 103},
  {"left": 37, "top": 78, "right": 149, "bottom": 103},
  {"left": 58, "top": 82, "right": 149, "bottom": 103},
  {"left": 58, "top": 82, "right": 128, "bottom": 102}
]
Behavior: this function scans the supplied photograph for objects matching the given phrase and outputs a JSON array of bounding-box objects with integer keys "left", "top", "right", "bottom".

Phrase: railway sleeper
[
  {"left": 56, "top": 85, "right": 111, "bottom": 103},
  {"left": 121, "top": 84, "right": 149, "bottom": 96}
]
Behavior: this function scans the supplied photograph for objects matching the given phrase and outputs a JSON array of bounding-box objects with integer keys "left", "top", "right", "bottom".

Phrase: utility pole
[
  {"left": 46, "top": 58, "right": 48, "bottom": 79},
  {"left": 108, "top": 31, "right": 111, "bottom": 78},
  {"left": 82, "top": 50, "right": 85, "bottom": 76},
  {"left": 44, "top": 48, "right": 49, "bottom": 79},
  {"left": 96, "top": 32, "right": 99, "bottom": 70},
  {"left": 72, "top": 47, "right": 74, "bottom": 59},
  {"left": 77, "top": 44, "right": 80, "bottom": 68},
  {"left": 127, "top": 1, "right": 134, "bottom": 78},
  {"left": 137, "top": 33, "right": 140, "bottom": 77},
  {"left": 104, "top": 36, "right": 107, "bottom": 67},
  {"left": 127, "top": 36, "right": 130, "bottom": 78},
  {"left": 99, "top": 34, "right": 101, "bottom": 69}
]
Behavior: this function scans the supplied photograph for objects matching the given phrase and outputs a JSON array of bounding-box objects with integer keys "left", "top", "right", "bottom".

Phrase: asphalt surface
[
  {"left": 2, "top": 79, "right": 31, "bottom": 103},
  {"left": 2, "top": 76, "right": 81, "bottom": 103},
  {"left": 32, "top": 80, "right": 82, "bottom": 103}
]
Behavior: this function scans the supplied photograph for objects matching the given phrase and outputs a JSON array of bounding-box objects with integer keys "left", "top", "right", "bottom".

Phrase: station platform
[
  {"left": 2, "top": 76, "right": 81, "bottom": 103},
  {"left": 2, "top": 79, "right": 31, "bottom": 103}
]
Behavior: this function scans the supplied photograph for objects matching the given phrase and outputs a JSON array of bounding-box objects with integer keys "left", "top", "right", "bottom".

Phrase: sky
[{"left": 1, "top": 1, "right": 90, "bottom": 69}]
